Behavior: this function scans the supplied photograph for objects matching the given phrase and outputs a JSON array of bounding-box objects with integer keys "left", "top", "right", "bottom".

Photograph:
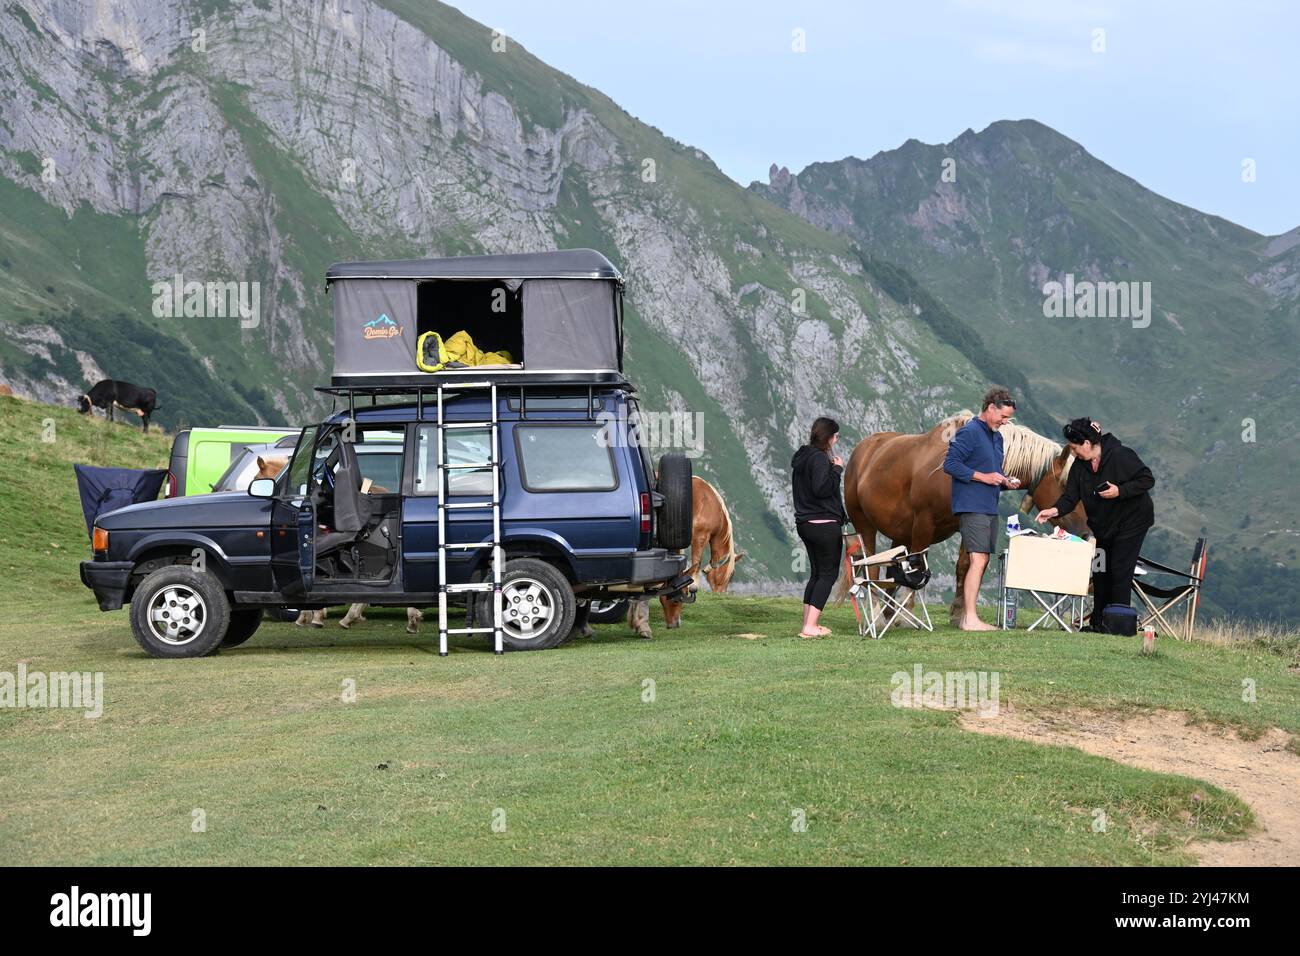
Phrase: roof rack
[{"left": 315, "top": 371, "right": 634, "bottom": 423}]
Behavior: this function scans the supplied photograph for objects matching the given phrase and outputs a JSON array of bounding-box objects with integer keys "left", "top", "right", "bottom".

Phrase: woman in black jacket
[
  {"left": 1036, "top": 418, "right": 1155, "bottom": 619},
  {"left": 792, "top": 417, "right": 850, "bottom": 638}
]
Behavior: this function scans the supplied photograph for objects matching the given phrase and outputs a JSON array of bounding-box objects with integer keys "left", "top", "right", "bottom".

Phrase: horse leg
[
  {"left": 338, "top": 603, "right": 366, "bottom": 629},
  {"left": 950, "top": 545, "right": 970, "bottom": 625},
  {"left": 627, "top": 597, "right": 652, "bottom": 639},
  {"left": 406, "top": 607, "right": 423, "bottom": 635}
]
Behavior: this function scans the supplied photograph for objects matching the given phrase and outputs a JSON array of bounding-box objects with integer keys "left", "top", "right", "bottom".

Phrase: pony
[
  {"left": 832, "top": 411, "right": 1089, "bottom": 621},
  {"left": 627, "top": 476, "right": 745, "bottom": 637}
]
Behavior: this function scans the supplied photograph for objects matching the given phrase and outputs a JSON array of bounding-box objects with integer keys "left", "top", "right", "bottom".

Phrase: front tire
[
  {"left": 221, "top": 609, "right": 264, "bottom": 648},
  {"left": 128, "top": 566, "right": 230, "bottom": 658}
]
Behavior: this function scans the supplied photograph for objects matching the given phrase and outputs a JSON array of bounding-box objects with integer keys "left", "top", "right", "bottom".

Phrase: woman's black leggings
[
  {"left": 1092, "top": 529, "right": 1148, "bottom": 609},
  {"left": 797, "top": 521, "right": 843, "bottom": 610}
]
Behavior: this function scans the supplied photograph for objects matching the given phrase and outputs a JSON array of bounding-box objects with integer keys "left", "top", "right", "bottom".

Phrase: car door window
[
  {"left": 415, "top": 425, "right": 493, "bottom": 495},
  {"left": 285, "top": 426, "right": 318, "bottom": 497}
]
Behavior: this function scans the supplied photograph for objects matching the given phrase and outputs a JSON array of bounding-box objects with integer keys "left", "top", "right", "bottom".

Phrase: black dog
[{"left": 77, "top": 379, "right": 159, "bottom": 433}]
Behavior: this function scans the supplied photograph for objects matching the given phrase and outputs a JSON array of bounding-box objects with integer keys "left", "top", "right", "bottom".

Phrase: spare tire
[{"left": 655, "top": 453, "right": 693, "bottom": 550}]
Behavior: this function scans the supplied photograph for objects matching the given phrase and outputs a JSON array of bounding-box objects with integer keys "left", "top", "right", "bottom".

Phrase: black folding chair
[
  {"left": 1132, "top": 538, "right": 1207, "bottom": 641},
  {"left": 846, "top": 542, "right": 933, "bottom": 639}
]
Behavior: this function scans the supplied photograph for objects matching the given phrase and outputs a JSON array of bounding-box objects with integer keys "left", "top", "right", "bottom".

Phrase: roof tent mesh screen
[
  {"left": 333, "top": 279, "right": 418, "bottom": 378},
  {"left": 520, "top": 279, "right": 619, "bottom": 370}
]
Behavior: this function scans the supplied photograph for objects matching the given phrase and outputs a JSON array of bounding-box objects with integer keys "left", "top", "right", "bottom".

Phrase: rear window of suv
[{"left": 514, "top": 424, "right": 617, "bottom": 492}]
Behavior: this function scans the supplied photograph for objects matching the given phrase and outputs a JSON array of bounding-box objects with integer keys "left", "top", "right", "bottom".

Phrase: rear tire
[
  {"left": 655, "top": 453, "right": 693, "bottom": 550},
  {"left": 480, "top": 558, "right": 576, "bottom": 651},
  {"left": 221, "top": 609, "right": 264, "bottom": 648},
  {"left": 586, "top": 598, "right": 629, "bottom": 624},
  {"left": 128, "top": 566, "right": 230, "bottom": 658}
]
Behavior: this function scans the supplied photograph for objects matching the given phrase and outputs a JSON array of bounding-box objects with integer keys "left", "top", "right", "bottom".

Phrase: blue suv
[{"left": 79, "top": 250, "right": 695, "bottom": 657}]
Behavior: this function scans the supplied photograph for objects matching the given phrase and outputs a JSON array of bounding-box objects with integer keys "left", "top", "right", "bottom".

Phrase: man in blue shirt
[{"left": 943, "top": 387, "right": 1022, "bottom": 630}]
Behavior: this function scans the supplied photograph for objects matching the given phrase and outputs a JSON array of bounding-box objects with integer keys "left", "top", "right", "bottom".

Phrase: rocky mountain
[
  {"left": 0, "top": 0, "right": 1007, "bottom": 583},
  {"left": 0, "top": 3, "right": 1294, "bottom": 617},
  {"left": 755, "top": 120, "right": 1300, "bottom": 616}
]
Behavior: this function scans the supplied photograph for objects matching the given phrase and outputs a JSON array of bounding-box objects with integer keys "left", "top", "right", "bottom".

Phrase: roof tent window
[{"left": 417, "top": 280, "right": 522, "bottom": 366}]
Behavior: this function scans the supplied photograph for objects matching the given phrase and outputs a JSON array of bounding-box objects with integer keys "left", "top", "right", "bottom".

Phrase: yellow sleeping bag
[{"left": 417, "top": 330, "right": 514, "bottom": 372}]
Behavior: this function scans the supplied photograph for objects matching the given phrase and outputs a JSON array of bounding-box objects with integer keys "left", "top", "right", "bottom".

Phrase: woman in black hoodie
[
  {"left": 1036, "top": 418, "right": 1156, "bottom": 618},
  {"left": 792, "top": 417, "right": 850, "bottom": 638}
]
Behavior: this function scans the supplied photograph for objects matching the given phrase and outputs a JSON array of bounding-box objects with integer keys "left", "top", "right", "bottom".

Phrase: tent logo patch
[{"left": 362, "top": 313, "right": 403, "bottom": 340}]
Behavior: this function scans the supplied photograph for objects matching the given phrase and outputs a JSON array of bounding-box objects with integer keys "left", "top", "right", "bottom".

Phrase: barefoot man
[{"left": 943, "top": 387, "right": 1022, "bottom": 630}]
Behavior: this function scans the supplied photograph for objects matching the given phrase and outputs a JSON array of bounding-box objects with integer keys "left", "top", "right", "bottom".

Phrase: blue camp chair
[{"left": 74, "top": 465, "right": 167, "bottom": 538}]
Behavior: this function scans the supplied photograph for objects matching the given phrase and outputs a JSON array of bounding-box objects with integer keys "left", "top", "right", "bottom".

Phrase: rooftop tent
[
  {"left": 327, "top": 249, "right": 624, "bottom": 384},
  {"left": 74, "top": 465, "right": 167, "bottom": 538}
]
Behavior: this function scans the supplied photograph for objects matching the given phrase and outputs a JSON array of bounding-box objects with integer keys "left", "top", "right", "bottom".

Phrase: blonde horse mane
[
  {"left": 933, "top": 411, "right": 1065, "bottom": 488},
  {"left": 999, "top": 420, "right": 1064, "bottom": 486},
  {"left": 699, "top": 477, "right": 740, "bottom": 580}
]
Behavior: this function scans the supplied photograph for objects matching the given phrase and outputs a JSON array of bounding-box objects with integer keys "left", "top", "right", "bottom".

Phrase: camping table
[{"left": 997, "top": 534, "right": 1096, "bottom": 632}]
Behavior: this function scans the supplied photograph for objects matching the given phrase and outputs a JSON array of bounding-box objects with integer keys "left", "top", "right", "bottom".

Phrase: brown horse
[
  {"left": 627, "top": 476, "right": 745, "bottom": 636},
  {"left": 832, "top": 412, "right": 1089, "bottom": 620}
]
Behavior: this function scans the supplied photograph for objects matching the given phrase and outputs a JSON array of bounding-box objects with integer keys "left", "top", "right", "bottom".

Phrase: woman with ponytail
[{"left": 791, "top": 417, "right": 850, "bottom": 638}]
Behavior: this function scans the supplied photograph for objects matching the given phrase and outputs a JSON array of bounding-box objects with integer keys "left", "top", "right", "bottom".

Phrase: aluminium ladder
[{"left": 435, "top": 382, "right": 504, "bottom": 656}]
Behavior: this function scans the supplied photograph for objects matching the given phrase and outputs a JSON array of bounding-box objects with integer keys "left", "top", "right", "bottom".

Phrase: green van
[{"left": 166, "top": 426, "right": 299, "bottom": 497}]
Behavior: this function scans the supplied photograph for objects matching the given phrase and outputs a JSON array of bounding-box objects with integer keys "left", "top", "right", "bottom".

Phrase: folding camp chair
[
  {"left": 1132, "top": 538, "right": 1207, "bottom": 641},
  {"left": 845, "top": 540, "right": 933, "bottom": 639}
]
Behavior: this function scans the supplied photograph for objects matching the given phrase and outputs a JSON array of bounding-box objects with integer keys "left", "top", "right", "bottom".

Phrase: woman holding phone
[
  {"left": 1036, "top": 418, "right": 1155, "bottom": 624},
  {"left": 791, "top": 417, "right": 850, "bottom": 638}
]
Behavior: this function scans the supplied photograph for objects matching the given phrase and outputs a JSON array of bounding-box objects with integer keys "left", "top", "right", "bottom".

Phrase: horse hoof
[{"left": 339, "top": 621, "right": 351, "bottom": 629}]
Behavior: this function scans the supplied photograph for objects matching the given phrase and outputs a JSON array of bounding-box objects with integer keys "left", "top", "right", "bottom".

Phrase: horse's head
[
  {"left": 76, "top": 394, "right": 91, "bottom": 415},
  {"left": 1023, "top": 447, "right": 1090, "bottom": 537},
  {"left": 256, "top": 455, "right": 289, "bottom": 480}
]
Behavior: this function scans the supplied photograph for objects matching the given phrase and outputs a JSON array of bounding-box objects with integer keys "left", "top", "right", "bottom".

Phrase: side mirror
[{"left": 248, "top": 477, "right": 277, "bottom": 499}]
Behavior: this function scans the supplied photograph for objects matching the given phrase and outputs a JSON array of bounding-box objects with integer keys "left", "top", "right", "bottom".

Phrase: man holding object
[{"left": 943, "top": 387, "right": 1022, "bottom": 630}]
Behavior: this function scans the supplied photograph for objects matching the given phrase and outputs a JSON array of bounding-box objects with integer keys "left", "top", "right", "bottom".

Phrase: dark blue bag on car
[{"left": 1100, "top": 603, "right": 1138, "bottom": 636}]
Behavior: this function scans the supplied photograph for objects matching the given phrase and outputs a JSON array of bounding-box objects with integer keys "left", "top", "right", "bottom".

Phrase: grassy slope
[{"left": 2, "top": 396, "right": 1297, "bottom": 865}]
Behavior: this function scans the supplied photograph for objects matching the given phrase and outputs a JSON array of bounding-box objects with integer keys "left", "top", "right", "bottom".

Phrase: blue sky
[{"left": 451, "top": 0, "right": 1299, "bottom": 236}]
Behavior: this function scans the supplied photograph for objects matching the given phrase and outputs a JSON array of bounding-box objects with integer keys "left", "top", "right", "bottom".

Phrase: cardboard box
[{"left": 1004, "top": 534, "right": 1095, "bottom": 596}]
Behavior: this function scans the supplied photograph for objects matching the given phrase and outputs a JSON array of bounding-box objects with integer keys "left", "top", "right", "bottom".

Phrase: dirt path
[{"left": 960, "top": 707, "right": 1300, "bottom": 865}]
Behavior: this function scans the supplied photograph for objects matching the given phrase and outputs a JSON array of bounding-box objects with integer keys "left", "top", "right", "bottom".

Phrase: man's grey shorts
[{"left": 958, "top": 512, "right": 998, "bottom": 554}]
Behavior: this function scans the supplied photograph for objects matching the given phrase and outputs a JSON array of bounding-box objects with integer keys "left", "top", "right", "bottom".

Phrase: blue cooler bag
[{"left": 1100, "top": 603, "right": 1138, "bottom": 636}]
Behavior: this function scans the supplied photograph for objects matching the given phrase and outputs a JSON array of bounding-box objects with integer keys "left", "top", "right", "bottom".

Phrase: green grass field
[{"left": 2, "top": 395, "right": 1298, "bottom": 865}]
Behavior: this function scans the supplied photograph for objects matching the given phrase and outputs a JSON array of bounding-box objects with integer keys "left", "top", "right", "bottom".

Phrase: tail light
[
  {"left": 166, "top": 470, "right": 178, "bottom": 497},
  {"left": 92, "top": 527, "right": 109, "bottom": 553},
  {"left": 639, "top": 492, "right": 651, "bottom": 533}
]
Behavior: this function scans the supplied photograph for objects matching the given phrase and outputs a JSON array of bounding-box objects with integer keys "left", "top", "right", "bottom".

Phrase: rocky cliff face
[{"left": 0, "top": 0, "right": 993, "bottom": 582}]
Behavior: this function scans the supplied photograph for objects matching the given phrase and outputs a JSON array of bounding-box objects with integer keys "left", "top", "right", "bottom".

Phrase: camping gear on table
[
  {"left": 844, "top": 537, "right": 934, "bottom": 640},
  {"left": 328, "top": 249, "right": 624, "bottom": 386},
  {"left": 74, "top": 465, "right": 167, "bottom": 538},
  {"left": 1100, "top": 603, "right": 1138, "bottom": 636},
  {"left": 416, "top": 330, "right": 515, "bottom": 372},
  {"left": 998, "top": 533, "right": 1096, "bottom": 631},
  {"left": 1132, "top": 538, "right": 1207, "bottom": 641}
]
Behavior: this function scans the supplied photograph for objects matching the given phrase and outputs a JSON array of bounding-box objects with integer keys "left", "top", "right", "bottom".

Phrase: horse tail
[{"left": 829, "top": 531, "right": 860, "bottom": 606}]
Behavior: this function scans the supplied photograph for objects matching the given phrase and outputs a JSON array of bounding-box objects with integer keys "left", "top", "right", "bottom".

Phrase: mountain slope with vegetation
[
  {"left": 755, "top": 120, "right": 1300, "bottom": 618},
  {"left": 0, "top": 0, "right": 1021, "bottom": 584}
]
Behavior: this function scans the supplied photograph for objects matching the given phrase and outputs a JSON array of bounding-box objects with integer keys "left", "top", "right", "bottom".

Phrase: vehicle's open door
[{"left": 271, "top": 425, "right": 320, "bottom": 597}]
